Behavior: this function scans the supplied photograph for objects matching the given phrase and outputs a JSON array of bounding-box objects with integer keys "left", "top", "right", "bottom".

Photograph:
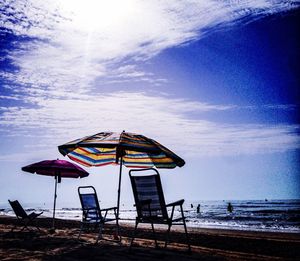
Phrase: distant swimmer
[
  {"left": 196, "top": 204, "right": 200, "bottom": 213},
  {"left": 227, "top": 202, "right": 233, "bottom": 213}
]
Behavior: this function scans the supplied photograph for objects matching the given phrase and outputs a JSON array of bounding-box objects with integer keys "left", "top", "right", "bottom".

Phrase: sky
[{"left": 0, "top": 0, "right": 299, "bottom": 208}]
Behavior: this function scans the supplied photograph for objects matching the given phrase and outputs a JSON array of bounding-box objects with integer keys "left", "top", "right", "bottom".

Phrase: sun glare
[{"left": 59, "top": 0, "right": 135, "bottom": 32}]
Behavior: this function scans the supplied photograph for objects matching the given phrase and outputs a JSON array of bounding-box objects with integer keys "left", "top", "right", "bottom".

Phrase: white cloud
[
  {"left": 1, "top": 0, "right": 298, "bottom": 91},
  {"left": 0, "top": 95, "right": 21, "bottom": 101},
  {"left": 0, "top": 92, "right": 299, "bottom": 160}
]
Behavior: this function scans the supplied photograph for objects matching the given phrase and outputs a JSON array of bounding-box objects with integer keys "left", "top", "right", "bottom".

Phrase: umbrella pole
[
  {"left": 116, "top": 156, "right": 123, "bottom": 237},
  {"left": 52, "top": 175, "right": 58, "bottom": 230}
]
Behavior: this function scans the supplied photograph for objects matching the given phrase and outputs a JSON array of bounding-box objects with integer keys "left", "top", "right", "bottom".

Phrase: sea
[{"left": 1, "top": 199, "right": 299, "bottom": 233}]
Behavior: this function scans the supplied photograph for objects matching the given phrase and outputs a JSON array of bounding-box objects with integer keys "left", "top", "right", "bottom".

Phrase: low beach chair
[
  {"left": 78, "top": 186, "right": 119, "bottom": 243},
  {"left": 8, "top": 200, "right": 43, "bottom": 232},
  {"left": 129, "top": 168, "right": 190, "bottom": 251}
]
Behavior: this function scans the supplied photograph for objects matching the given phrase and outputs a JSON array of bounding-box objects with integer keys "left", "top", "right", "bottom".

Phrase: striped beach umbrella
[{"left": 58, "top": 131, "right": 185, "bottom": 233}]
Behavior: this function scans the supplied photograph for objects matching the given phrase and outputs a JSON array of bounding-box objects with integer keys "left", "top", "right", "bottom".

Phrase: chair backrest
[
  {"left": 78, "top": 186, "right": 102, "bottom": 221},
  {"left": 129, "top": 168, "right": 168, "bottom": 220},
  {"left": 8, "top": 200, "right": 28, "bottom": 219}
]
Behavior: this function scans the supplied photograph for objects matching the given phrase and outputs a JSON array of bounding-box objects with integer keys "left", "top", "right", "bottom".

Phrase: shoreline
[
  {"left": 1, "top": 216, "right": 300, "bottom": 260},
  {"left": 1, "top": 214, "right": 299, "bottom": 238},
  {"left": 2, "top": 213, "right": 299, "bottom": 234}
]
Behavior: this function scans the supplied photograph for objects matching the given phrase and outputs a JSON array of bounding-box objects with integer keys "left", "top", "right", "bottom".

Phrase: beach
[{"left": 1, "top": 216, "right": 299, "bottom": 260}]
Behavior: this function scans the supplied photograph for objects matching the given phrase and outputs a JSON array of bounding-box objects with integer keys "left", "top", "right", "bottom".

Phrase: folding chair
[
  {"left": 78, "top": 186, "right": 119, "bottom": 243},
  {"left": 129, "top": 168, "right": 190, "bottom": 251},
  {"left": 8, "top": 200, "right": 43, "bottom": 232}
]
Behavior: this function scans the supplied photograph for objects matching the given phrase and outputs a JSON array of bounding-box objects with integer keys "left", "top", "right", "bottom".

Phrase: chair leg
[
  {"left": 20, "top": 226, "right": 27, "bottom": 232},
  {"left": 20, "top": 221, "right": 31, "bottom": 232},
  {"left": 10, "top": 224, "right": 17, "bottom": 233},
  {"left": 11, "top": 219, "right": 30, "bottom": 233},
  {"left": 164, "top": 223, "right": 172, "bottom": 248},
  {"left": 129, "top": 220, "right": 138, "bottom": 250},
  {"left": 33, "top": 220, "right": 41, "bottom": 232},
  {"left": 78, "top": 222, "right": 84, "bottom": 240},
  {"left": 181, "top": 205, "right": 191, "bottom": 252},
  {"left": 96, "top": 223, "right": 103, "bottom": 244},
  {"left": 23, "top": 219, "right": 40, "bottom": 232},
  {"left": 35, "top": 224, "right": 41, "bottom": 232},
  {"left": 29, "top": 218, "right": 40, "bottom": 232},
  {"left": 150, "top": 222, "right": 158, "bottom": 248}
]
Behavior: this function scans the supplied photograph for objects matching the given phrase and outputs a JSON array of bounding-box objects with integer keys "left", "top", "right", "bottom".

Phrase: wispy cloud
[
  {"left": 102, "top": 64, "right": 168, "bottom": 86},
  {"left": 262, "top": 104, "right": 298, "bottom": 111},
  {"left": 0, "top": 92, "right": 299, "bottom": 160}
]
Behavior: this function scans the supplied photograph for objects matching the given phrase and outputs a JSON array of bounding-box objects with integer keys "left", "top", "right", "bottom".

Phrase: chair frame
[
  {"left": 78, "top": 186, "right": 119, "bottom": 243},
  {"left": 8, "top": 200, "right": 43, "bottom": 232},
  {"left": 129, "top": 168, "right": 190, "bottom": 251}
]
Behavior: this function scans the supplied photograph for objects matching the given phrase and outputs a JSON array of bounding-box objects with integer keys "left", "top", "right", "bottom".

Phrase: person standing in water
[
  {"left": 196, "top": 204, "right": 200, "bottom": 213},
  {"left": 227, "top": 202, "right": 233, "bottom": 213}
]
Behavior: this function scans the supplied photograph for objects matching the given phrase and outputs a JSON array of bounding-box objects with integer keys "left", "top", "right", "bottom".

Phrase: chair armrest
[
  {"left": 101, "top": 207, "right": 117, "bottom": 212},
  {"left": 28, "top": 212, "right": 43, "bottom": 218},
  {"left": 83, "top": 207, "right": 98, "bottom": 216},
  {"left": 166, "top": 199, "right": 184, "bottom": 207}
]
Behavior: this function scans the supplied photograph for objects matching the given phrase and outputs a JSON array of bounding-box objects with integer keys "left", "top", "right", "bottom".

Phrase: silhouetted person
[
  {"left": 227, "top": 202, "right": 233, "bottom": 213},
  {"left": 191, "top": 204, "right": 193, "bottom": 208},
  {"left": 196, "top": 204, "right": 200, "bottom": 213}
]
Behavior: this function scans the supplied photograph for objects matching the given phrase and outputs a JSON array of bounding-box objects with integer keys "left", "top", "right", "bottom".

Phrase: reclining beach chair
[
  {"left": 78, "top": 186, "right": 119, "bottom": 243},
  {"left": 129, "top": 168, "right": 190, "bottom": 251},
  {"left": 8, "top": 200, "right": 43, "bottom": 232}
]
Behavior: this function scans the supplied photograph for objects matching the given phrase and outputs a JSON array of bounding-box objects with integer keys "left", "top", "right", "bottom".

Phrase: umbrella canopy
[
  {"left": 22, "top": 159, "right": 89, "bottom": 178},
  {"left": 22, "top": 159, "right": 89, "bottom": 230},
  {"left": 58, "top": 131, "right": 185, "bottom": 236},
  {"left": 58, "top": 131, "right": 185, "bottom": 168}
]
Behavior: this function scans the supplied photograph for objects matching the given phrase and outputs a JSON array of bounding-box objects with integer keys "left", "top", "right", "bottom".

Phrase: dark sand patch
[{"left": 0, "top": 216, "right": 299, "bottom": 260}]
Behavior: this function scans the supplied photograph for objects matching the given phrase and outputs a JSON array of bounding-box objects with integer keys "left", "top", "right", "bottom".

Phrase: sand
[{"left": 0, "top": 216, "right": 299, "bottom": 260}]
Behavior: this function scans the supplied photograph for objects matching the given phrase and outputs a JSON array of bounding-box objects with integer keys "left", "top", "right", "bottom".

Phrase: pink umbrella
[{"left": 22, "top": 159, "right": 89, "bottom": 230}]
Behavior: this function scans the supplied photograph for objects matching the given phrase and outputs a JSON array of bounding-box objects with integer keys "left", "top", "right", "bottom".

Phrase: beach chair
[
  {"left": 8, "top": 200, "right": 43, "bottom": 232},
  {"left": 129, "top": 168, "right": 190, "bottom": 251},
  {"left": 78, "top": 186, "right": 119, "bottom": 243}
]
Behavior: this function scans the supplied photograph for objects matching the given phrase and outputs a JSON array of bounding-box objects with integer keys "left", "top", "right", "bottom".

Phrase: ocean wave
[
  {"left": 252, "top": 209, "right": 300, "bottom": 214},
  {"left": 61, "top": 208, "right": 81, "bottom": 211},
  {"left": 1, "top": 199, "right": 299, "bottom": 233}
]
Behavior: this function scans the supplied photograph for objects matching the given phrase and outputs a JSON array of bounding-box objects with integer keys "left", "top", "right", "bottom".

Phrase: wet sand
[{"left": 0, "top": 216, "right": 299, "bottom": 260}]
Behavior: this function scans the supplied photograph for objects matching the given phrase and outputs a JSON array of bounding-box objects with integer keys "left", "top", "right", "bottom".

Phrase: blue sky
[{"left": 0, "top": 1, "right": 299, "bottom": 208}]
